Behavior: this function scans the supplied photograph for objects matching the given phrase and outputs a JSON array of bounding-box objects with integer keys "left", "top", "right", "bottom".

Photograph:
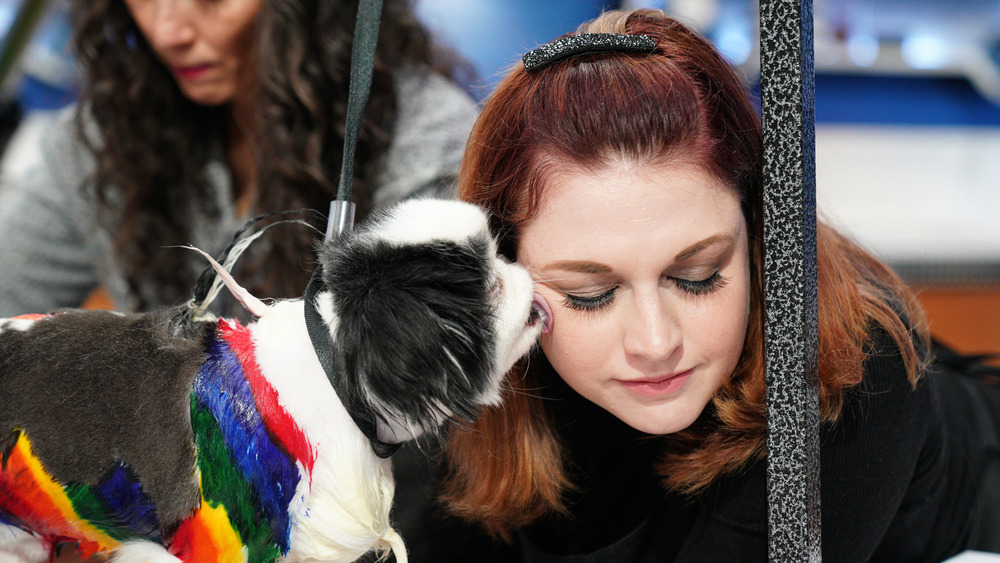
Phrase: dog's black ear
[{"left": 319, "top": 232, "right": 498, "bottom": 433}]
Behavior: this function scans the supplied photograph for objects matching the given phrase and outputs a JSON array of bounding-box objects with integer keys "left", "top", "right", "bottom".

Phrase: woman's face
[
  {"left": 124, "top": 0, "right": 262, "bottom": 106},
  {"left": 517, "top": 160, "right": 751, "bottom": 435}
]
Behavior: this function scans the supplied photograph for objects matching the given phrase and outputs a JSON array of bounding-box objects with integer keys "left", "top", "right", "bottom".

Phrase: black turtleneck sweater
[{"left": 411, "top": 329, "right": 997, "bottom": 562}]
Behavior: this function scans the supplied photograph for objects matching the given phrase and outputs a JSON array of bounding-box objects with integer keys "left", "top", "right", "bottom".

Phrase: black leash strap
[
  {"left": 304, "top": 0, "right": 399, "bottom": 458},
  {"left": 304, "top": 268, "right": 400, "bottom": 458},
  {"left": 328, "top": 0, "right": 384, "bottom": 238},
  {"left": 337, "top": 0, "right": 384, "bottom": 203}
]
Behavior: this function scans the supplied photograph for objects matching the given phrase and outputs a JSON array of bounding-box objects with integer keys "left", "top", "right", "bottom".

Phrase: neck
[
  {"left": 226, "top": 100, "right": 257, "bottom": 215},
  {"left": 302, "top": 268, "right": 401, "bottom": 459}
]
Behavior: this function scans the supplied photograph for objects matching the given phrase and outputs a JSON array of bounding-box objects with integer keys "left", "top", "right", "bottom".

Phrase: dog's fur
[{"left": 0, "top": 199, "right": 546, "bottom": 562}]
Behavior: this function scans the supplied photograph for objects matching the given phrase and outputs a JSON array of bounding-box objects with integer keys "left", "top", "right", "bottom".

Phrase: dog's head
[{"left": 313, "top": 199, "right": 549, "bottom": 443}]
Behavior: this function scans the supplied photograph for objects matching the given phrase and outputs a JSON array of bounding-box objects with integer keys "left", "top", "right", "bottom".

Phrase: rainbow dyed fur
[
  {"left": 0, "top": 199, "right": 548, "bottom": 562},
  {"left": 1, "top": 318, "right": 314, "bottom": 562}
]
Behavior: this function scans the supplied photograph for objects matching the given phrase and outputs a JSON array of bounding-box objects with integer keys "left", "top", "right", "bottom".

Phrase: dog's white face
[{"left": 315, "top": 199, "right": 547, "bottom": 443}]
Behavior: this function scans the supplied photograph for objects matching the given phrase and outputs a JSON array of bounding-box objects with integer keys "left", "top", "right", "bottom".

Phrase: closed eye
[
  {"left": 563, "top": 287, "right": 617, "bottom": 311},
  {"left": 671, "top": 271, "right": 727, "bottom": 296}
]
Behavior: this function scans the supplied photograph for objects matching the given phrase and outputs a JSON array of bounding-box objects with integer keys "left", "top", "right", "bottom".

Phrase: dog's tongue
[{"left": 530, "top": 293, "right": 553, "bottom": 333}]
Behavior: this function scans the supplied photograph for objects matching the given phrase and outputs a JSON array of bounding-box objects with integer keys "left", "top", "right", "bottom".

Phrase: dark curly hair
[{"left": 71, "top": 0, "right": 457, "bottom": 308}]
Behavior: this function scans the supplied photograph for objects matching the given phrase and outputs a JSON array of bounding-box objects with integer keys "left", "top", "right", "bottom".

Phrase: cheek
[
  {"left": 235, "top": 17, "right": 258, "bottom": 52},
  {"left": 210, "top": 4, "right": 260, "bottom": 60},
  {"left": 701, "top": 281, "right": 751, "bottom": 372},
  {"left": 217, "top": 21, "right": 255, "bottom": 61},
  {"left": 124, "top": 5, "right": 155, "bottom": 45},
  {"left": 539, "top": 305, "right": 616, "bottom": 383}
]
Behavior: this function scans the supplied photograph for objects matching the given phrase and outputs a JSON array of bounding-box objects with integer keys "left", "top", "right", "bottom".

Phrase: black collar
[{"left": 303, "top": 265, "right": 401, "bottom": 458}]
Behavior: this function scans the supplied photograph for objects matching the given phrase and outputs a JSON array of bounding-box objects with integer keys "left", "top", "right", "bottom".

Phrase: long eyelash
[
  {"left": 563, "top": 287, "right": 617, "bottom": 311},
  {"left": 673, "top": 272, "right": 727, "bottom": 296}
]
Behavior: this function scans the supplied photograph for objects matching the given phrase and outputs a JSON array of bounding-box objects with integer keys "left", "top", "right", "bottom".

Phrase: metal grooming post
[{"left": 759, "top": 0, "right": 821, "bottom": 561}]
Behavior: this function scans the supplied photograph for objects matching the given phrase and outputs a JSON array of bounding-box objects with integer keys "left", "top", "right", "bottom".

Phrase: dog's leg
[
  {"left": 106, "top": 541, "right": 182, "bottom": 563},
  {"left": 0, "top": 524, "right": 47, "bottom": 563}
]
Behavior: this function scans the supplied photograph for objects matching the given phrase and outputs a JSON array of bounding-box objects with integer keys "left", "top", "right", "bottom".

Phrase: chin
[
  {"left": 0, "top": 198, "right": 548, "bottom": 562},
  {"left": 613, "top": 399, "right": 708, "bottom": 436},
  {"left": 178, "top": 84, "right": 234, "bottom": 107},
  {"left": 184, "top": 93, "right": 231, "bottom": 107},
  {"left": 630, "top": 415, "right": 700, "bottom": 436}
]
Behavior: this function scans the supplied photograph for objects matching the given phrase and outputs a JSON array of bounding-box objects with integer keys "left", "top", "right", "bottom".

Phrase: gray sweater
[{"left": 0, "top": 68, "right": 477, "bottom": 316}]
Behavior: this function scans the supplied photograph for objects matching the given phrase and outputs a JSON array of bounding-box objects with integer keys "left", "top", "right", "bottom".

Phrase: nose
[
  {"left": 144, "top": 0, "right": 197, "bottom": 52},
  {"left": 622, "top": 288, "right": 682, "bottom": 367}
]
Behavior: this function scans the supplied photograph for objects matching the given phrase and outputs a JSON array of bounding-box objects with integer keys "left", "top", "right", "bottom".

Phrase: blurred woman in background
[{"left": 0, "top": 0, "right": 476, "bottom": 316}]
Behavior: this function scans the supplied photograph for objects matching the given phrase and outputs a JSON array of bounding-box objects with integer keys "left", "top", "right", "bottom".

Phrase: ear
[{"left": 318, "top": 232, "right": 499, "bottom": 436}]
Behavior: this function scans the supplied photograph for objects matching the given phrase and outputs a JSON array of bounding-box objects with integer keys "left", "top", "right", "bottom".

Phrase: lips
[
  {"left": 173, "top": 64, "right": 212, "bottom": 80},
  {"left": 618, "top": 369, "right": 692, "bottom": 398}
]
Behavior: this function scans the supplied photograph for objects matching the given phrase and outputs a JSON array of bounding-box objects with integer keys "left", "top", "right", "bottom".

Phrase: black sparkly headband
[{"left": 522, "top": 33, "right": 657, "bottom": 73}]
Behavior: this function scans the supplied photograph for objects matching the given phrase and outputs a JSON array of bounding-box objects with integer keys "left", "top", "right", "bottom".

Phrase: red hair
[{"left": 440, "top": 9, "right": 928, "bottom": 539}]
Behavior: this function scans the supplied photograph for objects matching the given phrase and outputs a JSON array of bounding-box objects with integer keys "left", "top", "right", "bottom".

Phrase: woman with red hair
[{"left": 417, "top": 9, "right": 1000, "bottom": 562}]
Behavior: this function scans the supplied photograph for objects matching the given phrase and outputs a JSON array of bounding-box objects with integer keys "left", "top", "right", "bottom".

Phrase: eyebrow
[
  {"left": 545, "top": 260, "right": 612, "bottom": 274},
  {"left": 541, "top": 234, "right": 734, "bottom": 274},
  {"left": 674, "top": 234, "right": 734, "bottom": 262}
]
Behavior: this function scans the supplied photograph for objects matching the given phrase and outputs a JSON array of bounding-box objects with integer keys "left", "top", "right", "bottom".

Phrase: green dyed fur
[
  {"left": 65, "top": 481, "right": 137, "bottom": 542},
  {"left": 190, "top": 398, "right": 282, "bottom": 563}
]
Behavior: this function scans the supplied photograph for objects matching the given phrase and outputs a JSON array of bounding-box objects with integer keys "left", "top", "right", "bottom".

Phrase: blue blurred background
[{"left": 7, "top": 0, "right": 1000, "bottom": 123}]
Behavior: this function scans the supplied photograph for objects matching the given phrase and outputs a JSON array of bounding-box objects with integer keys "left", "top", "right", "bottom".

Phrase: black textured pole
[{"left": 759, "top": 0, "right": 821, "bottom": 561}]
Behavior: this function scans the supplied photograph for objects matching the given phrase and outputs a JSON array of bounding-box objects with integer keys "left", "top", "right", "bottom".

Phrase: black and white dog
[{"left": 0, "top": 199, "right": 550, "bottom": 563}]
